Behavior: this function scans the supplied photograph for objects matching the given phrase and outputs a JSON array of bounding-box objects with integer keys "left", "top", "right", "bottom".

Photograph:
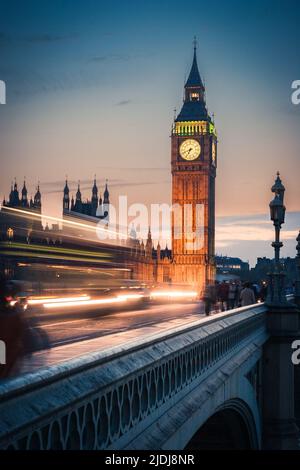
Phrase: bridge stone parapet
[{"left": 0, "top": 304, "right": 270, "bottom": 449}]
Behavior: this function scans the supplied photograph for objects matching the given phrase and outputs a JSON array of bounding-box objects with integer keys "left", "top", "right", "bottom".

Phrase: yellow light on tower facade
[
  {"left": 174, "top": 120, "right": 217, "bottom": 136},
  {"left": 7, "top": 227, "right": 14, "bottom": 240}
]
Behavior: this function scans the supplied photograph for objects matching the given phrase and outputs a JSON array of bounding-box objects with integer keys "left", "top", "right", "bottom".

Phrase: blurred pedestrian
[
  {"left": 228, "top": 282, "right": 237, "bottom": 310},
  {"left": 0, "top": 279, "right": 25, "bottom": 378},
  {"left": 235, "top": 281, "right": 242, "bottom": 307},
  {"left": 260, "top": 281, "right": 268, "bottom": 302},
  {"left": 240, "top": 282, "right": 256, "bottom": 307},
  {"left": 202, "top": 283, "right": 217, "bottom": 316},
  {"left": 218, "top": 281, "right": 229, "bottom": 311},
  {"left": 251, "top": 282, "right": 260, "bottom": 301}
]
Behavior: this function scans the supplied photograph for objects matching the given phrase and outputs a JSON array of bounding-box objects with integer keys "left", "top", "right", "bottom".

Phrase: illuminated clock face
[
  {"left": 179, "top": 139, "right": 201, "bottom": 161},
  {"left": 212, "top": 141, "right": 216, "bottom": 165}
]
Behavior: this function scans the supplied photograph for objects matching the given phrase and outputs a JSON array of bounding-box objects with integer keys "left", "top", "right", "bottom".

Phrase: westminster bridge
[{"left": 0, "top": 296, "right": 300, "bottom": 451}]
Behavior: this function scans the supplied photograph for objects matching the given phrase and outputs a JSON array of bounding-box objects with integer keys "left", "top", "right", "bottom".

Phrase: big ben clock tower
[{"left": 171, "top": 42, "right": 217, "bottom": 293}]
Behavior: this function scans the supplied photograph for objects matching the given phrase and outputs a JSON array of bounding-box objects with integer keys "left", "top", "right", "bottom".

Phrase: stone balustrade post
[{"left": 262, "top": 303, "right": 300, "bottom": 449}]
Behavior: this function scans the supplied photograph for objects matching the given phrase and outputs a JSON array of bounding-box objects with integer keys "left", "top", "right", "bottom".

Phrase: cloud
[
  {"left": 116, "top": 100, "right": 132, "bottom": 106},
  {"left": 88, "top": 52, "right": 154, "bottom": 66},
  {"left": 89, "top": 54, "right": 130, "bottom": 63},
  {"left": 95, "top": 166, "right": 169, "bottom": 171},
  {"left": 216, "top": 211, "right": 300, "bottom": 248},
  {"left": 40, "top": 178, "right": 165, "bottom": 196},
  {"left": 23, "top": 33, "right": 79, "bottom": 43},
  {"left": 220, "top": 218, "right": 270, "bottom": 227},
  {"left": 216, "top": 224, "right": 298, "bottom": 243},
  {"left": 108, "top": 181, "right": 159, "bottom": 189},
  {"left": 215, "top": 211, "right": 300, "bottom": 265}
]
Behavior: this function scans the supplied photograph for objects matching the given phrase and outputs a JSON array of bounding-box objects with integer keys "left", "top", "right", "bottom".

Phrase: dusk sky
[{"left": 0, "top": 0, "right": 299, "bottom": 265}]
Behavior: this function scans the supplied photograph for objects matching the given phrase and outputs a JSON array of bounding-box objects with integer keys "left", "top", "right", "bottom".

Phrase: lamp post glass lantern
[{"left": 266, "top": 173, "right": 288, "bottom": 306}]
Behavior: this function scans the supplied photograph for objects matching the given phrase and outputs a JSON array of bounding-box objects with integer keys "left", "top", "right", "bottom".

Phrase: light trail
[
  {"left": 1, "top": 205, "right": 122, "bottom": 240},
  {"left": 33, "top": 288, "right": 200, "bottom": 310},
  {"left": 28, "top": 295, "right": 90, "bottom": 306},
  {"left": 116, "top": 293, "right": 144, "bottom": 301},
  {"left": 43, "top": 297, "right": 123, "bottom": 309},
  {"left": 150, "top": 290, "right": 198, "bottom": 299},
  {"left": 43, "top": 293, "right": 144, "bottom": 309}
]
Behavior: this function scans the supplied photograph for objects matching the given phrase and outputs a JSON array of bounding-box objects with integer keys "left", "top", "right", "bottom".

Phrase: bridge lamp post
[
  {"left": 266, "top": 172, "right": 287, "bottom": 306},
  {"left": 295, "top": 231, "right": 300, "bottom": 307},
  {"left": 263, "top": 174, "right": 300, "bottom": 450}
]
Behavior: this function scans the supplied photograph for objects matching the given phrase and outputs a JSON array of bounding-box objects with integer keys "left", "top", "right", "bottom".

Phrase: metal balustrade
[{"left": 0, "top": 304, "right": 268, "bottom": 450}]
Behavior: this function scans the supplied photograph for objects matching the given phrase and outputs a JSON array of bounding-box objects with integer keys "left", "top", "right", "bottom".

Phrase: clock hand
[{"left": 183, "top": 148, "right": 192, "bottom": 157}]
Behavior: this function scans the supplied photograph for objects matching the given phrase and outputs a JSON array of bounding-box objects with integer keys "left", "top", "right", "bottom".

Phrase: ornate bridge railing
[{"left": 0, "top": 303, "right": 269, "bottom": 450}]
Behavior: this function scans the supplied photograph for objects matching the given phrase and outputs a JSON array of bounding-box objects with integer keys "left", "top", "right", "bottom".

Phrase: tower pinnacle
[
  {"left": 185, "top": 41, "right": 204, "bottom": 89},
  {"left": 175, "top": 42, "right": 209, "bottom": 122},
  {"left": 193, "top": 35, "right": 197, "bottom": 51}
]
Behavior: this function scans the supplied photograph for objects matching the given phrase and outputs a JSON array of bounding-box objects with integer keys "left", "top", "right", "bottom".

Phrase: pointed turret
[
  {"left": 175, "top": 39, "right": 210, "bottom": 122},
  {"left": 185, "top": 40, "right": 204, "bottom": 89},
  {"left": 140, "top": 240, "right": 145, "bottom": 256},
  {"left": 9, "top": 182, "right": 14, "bottom": 205},
  {"left": 12, "top": 179, "right": 20, "bottom": 206},
  {"left": 74, "top": 182, "right": 82, "bottom": 212},
  {"left": 103, "top": 180, "right": 109, "bottom": 220},
  {"left": 21, "top": 180, "right": 28, "bottom": 207},
  {"left": 156, "top": 241, "right": 161, "bottom": 260},
  {"left": 97, "top": 193, "right": 103, "bottom": 218},
  {"left": 103, "top": 180, "right": 109, "bottom": 204},
  {"left": 91, "top": 176, "right": 98, "bottom": 216},
  {"left": 64, "top": 179, "right": 69, "bottom": 195},
  {"left": 92, "top": 176, "right": 98, "bottom": 197},
  {"left": 34, "top": 184, "right": 41, "bottom": 209},
  {"left": 63, "top": 178, "right": 70, "bottom": 211},
  {"left": 76, "top": 182, "right": 81, "bottom": 202},
  {"left": 129, "top": 224, "right": 137, "bottom": 240},
  {"left": 146, "top": 226, "right": 152, "bottom": 258},
  {"left": 147, "top": 226, "right": 152, "bottom": 242}
]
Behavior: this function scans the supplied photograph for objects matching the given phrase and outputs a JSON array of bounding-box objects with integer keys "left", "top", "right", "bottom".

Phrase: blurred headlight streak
[
  {"left": 2, "top": 206, "right": 121, "bottom": 241},
  {"left": 150, "top": 290, "right": 198, "bottom": 299},
  {"left": 43, "top": 293, "right": 145, "bottom": 309},
  {"left": 43, "top": 297, "right": 123, "bottom": 309},
  {"left": 28, "top": 295, "right": 90, "bottom": 306}
]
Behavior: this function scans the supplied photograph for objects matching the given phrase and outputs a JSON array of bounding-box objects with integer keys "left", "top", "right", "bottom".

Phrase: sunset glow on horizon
[{"left": 0, "top": 0, "right": 299, "bottom": 266}]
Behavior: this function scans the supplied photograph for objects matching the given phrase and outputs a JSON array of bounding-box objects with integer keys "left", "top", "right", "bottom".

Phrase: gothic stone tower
[{"left": 171, "top": 44, "right": 217, "bottom": 293}]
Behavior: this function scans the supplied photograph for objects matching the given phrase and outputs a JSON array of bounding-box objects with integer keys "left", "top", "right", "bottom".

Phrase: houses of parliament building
[{"left": 0, "top": 44, "right": 217, "bottom": 293}]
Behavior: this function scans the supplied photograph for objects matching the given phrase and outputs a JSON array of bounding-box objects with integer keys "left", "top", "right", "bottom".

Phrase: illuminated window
[
  {"left": 190, "top": 92, "right": 199, "bottom": 101},
  {"left": 7, "top": 227, "right": 14, "bottom": 239}
]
